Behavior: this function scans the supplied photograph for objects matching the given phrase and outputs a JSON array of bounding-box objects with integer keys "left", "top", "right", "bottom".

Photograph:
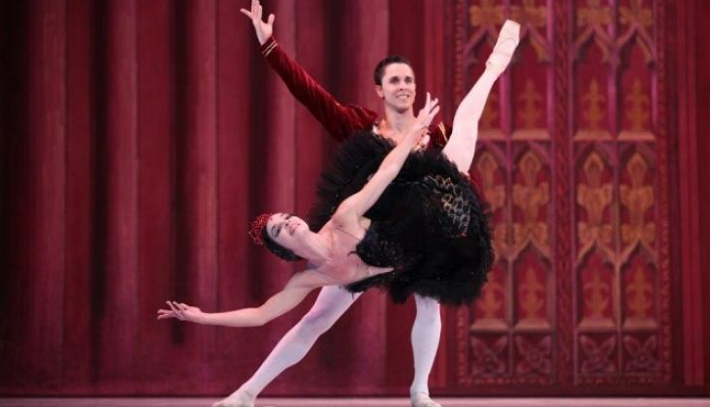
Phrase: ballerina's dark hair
[
  {"left": 249, "top": 213, "right": 303, "bottom": 262},
  {"left": 373, "top": 55, "right": 414, "bottom": 86}
]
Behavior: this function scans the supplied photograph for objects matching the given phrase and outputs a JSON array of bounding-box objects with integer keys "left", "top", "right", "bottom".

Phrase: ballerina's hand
[
  {"left": 240, "top": 0, "right": 275, "bottom": 46},
  {"left": 410, "top": 92, "right": 440, "bottom": 143},
  {"left": 157, "top": 301, "right": 206, "bottom": 324}
]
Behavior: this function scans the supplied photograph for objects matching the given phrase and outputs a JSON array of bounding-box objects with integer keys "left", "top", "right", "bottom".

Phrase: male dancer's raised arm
[{"left": 240, "top": 0, "right": 377, "bottom": 141}]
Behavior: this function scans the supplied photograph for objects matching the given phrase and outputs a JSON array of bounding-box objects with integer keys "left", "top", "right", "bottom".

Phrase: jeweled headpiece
[{"left": 249, "top": 213, "right": 273, "bottom": 245}]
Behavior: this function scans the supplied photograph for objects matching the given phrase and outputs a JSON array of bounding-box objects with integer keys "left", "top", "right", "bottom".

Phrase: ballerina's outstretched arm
[
  {"left": 157, "top": 269, "right": 332, "bottom": 327},
  {"left": 443, "top": 20, "right": 520, "bottom": 173},
  {"left": 331, "top": 94, "right": 439, "bottom": 226}
]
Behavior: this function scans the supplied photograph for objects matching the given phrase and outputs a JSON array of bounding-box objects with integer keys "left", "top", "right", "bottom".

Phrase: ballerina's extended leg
[{"left": 443, "top": 20, "right": 520, "bottom": 173}]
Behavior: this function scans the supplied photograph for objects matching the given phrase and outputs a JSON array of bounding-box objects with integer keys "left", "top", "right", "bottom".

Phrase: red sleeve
[{"left": 261, "top": 37, "right": 377, "bottom": 142}]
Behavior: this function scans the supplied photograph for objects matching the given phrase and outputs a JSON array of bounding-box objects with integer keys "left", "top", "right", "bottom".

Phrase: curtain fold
[{"left": 0, "top": 0, "right": 425, "bottom": 395}]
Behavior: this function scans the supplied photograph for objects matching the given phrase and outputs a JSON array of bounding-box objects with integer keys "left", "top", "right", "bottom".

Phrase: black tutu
[{"left": 308, "top": 131, "right": 494, "bottom": 306}]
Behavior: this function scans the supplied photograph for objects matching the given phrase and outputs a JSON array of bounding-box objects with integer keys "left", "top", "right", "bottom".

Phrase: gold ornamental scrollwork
[
  {"left": 625, "top": 264, "right": 653, "bottom": 319},
  {"left": 576, "top": 152, "right": 614, "bottom": 260},
  {"left": 473, "top": 270, "right": 507, "bottom": 330},
  {"left": 519, "top": 267, "right": 545, "bottom": 321},
  {"left": 583, "top": 80, "right": 604, "bottom": 129},
  {"left": 465, "top": 0, "right": 508, "bottom": 69},
  {"left": 619, "top": 153, "right": 655, "bottom": 258},
  {"left": 577, "top": 0, "right": 612, "bottom": 27},
  {"left": 469, "top": 0, "right": 504, "bottom": 31},
  {"left": 477, "top": 152, "right": 507, "bottom": 257},
  {"left": 620, "top": 79, "right": 654, "bottom": 140},
  {"left": 625, "top": 79, "right": 650, "bottom": 130},
  {"left": 617, "top": 0, "right": 656, "bottom": 65},
  {"left": 583, "top": 268, "right": 611, "bottom": 320},
  {"left": 511, "top": 0, "right": 545, "bottom": 29},
  {"left": 477, "top": 275, "right": 504, "bottom": 319},
  {"left": 512, "top": 151, "right": 550, "bottom": 257},
  {"left": 575, "top": 79, "right": 612, "bottom": 140},
  {"left": 511, "top": 0, "right": 550, "bottom": 62},
  {"left": 518, "top": 79, "right": 543, "bottom": 129},
  {"left": 574, "top": 0, "right": 613, "bottom": 62},
  {"left": 620, "top": 0, "right": 653, "bottom": 29},
  {"left": 513, "top": 79, "right": 549, "bottom": 140}
]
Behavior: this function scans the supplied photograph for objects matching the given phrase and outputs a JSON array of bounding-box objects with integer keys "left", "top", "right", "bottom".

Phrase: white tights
[{"left": 230, "top": 285, "right": 440, "bottom": 402}]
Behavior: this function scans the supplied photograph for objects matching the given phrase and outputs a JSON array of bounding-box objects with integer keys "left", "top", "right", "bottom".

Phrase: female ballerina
[{"left": 159, "top": 93, "right": 441, "bottom": 326}]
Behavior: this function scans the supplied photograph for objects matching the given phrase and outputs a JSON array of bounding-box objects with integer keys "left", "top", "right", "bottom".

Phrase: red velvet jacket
[{"left": 260, "top": 36, "right": 450, "bottom": 148}]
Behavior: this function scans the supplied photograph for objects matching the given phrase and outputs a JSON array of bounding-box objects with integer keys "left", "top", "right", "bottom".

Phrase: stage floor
[{"left": 1, "top": 398, "right": 709, "bottom": 407}]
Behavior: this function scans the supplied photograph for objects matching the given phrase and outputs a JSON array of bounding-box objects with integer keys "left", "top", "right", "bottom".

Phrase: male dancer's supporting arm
[{"left": 240, "top": 0, "right": 376, "bottom": 141}]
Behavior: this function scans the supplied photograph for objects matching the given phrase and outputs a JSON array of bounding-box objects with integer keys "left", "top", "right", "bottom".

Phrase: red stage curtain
[{"left": 0, "top": 0, "right": 453, "bottom": 396}]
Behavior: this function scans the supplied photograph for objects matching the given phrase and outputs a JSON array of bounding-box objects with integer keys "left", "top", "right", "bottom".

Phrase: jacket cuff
[{"left": 260, "top": 36, "right": 278, "bottom": 57}]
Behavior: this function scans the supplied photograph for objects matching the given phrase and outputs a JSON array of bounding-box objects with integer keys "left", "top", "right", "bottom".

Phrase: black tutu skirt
[{"left": 308, "top": 131, "right": 494, "bottom": 306}]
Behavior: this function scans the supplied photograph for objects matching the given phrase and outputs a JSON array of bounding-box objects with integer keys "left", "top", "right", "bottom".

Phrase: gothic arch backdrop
[{"left": 444, "top": 0, "right": 674, "bottom": 392}]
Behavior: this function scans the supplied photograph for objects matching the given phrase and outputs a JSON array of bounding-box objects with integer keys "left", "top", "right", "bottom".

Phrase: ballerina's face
[
  {"left": 266, "top": 213, "right": 309, "bottom": 250},
  {"left": 376, "top": 63, "right": 416, "bottom": 113}
]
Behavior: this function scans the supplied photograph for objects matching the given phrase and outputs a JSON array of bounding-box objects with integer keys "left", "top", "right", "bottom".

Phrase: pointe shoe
[
  {"left": 411, "top": 392, "right": 443, "bottom": 407},
  {"left": 211, "top": 396, "right": 254, "bottom": 407},
  {"left": 485, "top": 19, "right": 521, "bottom": 76}
]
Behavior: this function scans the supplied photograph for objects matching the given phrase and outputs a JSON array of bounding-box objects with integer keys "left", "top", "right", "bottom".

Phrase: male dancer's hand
[
  {"left": 240, "top": 0, "right": 274, "bottom": 46},
  {"left": 157, "top": 301, "right": 206, "bottom": 324}
]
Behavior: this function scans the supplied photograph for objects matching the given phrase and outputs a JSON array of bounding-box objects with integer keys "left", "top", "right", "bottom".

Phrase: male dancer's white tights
[{"left": 228, "top": 285, "right": 440, "bottom": 403}]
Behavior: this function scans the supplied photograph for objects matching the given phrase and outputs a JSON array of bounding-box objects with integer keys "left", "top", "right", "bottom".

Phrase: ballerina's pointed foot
[
  {"left": 211, "top": 392, "right": 254, "bottom": 407},
  {"left": 211, "top": 400, "right": 252, "bottom": 407},
  {"left": 485, "top": 19, "right": 521, "bottom": 76},
  {"left": 411, "top": 392, "right": 443, "bottom": 407}
]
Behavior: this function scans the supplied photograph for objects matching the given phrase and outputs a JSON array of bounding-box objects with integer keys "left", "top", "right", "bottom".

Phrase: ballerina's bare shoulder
[{"left": 307, "top": 217, "right": 393, "bottom": 284}]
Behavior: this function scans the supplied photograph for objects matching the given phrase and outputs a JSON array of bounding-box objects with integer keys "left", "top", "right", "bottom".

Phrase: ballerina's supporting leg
[
  {"left": 212, "top": 286, "right": 361, "bottom": 407},
  {"left": 410, "top": 295, "right": 442, "bottom": 407},
  {"left": 442, "top": 20, "right": 520, "bottom": 172}
]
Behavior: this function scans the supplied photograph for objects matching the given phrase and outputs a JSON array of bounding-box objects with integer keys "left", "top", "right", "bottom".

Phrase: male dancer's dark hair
[{"left": 373, "top": 55, "right": 414, "bottom": 86}]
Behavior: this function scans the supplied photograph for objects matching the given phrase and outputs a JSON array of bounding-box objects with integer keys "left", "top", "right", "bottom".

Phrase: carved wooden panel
[{"left": 451, "top": 0, "right": 671, "bottom": 391}]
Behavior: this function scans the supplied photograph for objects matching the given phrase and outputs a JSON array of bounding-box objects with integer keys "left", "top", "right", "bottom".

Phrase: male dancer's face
[{"left": 375, "top": 63, "right": 416, "bottom": 114}]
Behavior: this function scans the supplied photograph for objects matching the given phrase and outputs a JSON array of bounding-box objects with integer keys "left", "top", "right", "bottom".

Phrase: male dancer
[{"left": 213, "top": 2, "right": 519, "bottom": 407}]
